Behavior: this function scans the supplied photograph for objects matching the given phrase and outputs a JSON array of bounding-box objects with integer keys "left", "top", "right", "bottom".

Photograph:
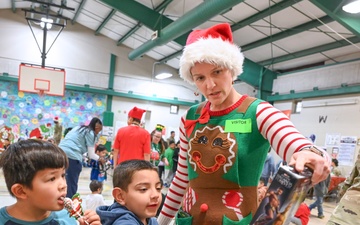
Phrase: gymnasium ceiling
[{"left": 1, "top": 0, "right": 360, "bottom": 78}]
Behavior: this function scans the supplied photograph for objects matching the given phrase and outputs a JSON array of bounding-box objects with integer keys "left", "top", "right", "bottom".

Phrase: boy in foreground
[
  {"left": 97, "top": 159, "right": 162, "bottom": 225},
  {"left": 0, "top": 139, "right": 101, "bottom": 225}
]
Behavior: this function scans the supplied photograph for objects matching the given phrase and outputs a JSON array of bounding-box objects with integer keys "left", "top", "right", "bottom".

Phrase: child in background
[
  {"left": 89, "top": 144, "right": 109, "bottom": 182},
  {"left": 291, "top": 202, "right": 310, "bottom": 225},
  {"left": 0, "top": 139, "right": 100, "bottom": 225},
  {"left": 97, "top": 159, "right": 162, "bottom": 225},
  {"left": 85, "top": 180, "right": 106, "bottom": 211},
  {"left": 164, "top": 140, "right": 176, "bottom": 187}
]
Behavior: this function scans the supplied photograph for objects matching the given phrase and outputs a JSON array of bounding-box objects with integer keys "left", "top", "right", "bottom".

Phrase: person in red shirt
[
  {"left": 291, "top": 202, "right": 310, "bottom": 225},
  {"left": 113, "top": 106, "right": 151, "bottom": 166}
]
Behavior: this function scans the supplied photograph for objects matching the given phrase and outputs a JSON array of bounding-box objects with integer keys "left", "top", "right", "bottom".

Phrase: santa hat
[
  {"left": 53, "top": 116, "right": 59, "bottom": 122},
  {"left": 179, "top": 23, "right": 244, "bottom": 84},
  {"left": 128, "top": 107, "right": 146, "bottom": 120}
]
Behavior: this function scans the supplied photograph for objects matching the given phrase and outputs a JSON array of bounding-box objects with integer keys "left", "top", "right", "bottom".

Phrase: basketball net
[{"left": 38, "top": 90, "right": 46, "bottom": 99}]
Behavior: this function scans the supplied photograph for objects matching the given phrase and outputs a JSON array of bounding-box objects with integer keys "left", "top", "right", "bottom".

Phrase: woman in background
[
  {"left": 59, "top": 117, "right": 104, "bottom": 198},
  {"left": 150, "top": 129, "right": 168, "bottom": 181}
]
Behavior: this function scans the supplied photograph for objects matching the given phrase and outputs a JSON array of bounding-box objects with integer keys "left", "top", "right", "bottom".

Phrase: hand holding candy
[{"left": 62, "top": 194, "right": 89, "bottom": 225}]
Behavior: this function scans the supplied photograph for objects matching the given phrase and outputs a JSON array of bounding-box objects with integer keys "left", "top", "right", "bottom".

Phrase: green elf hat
[{"left": 156, "top": 124, "right": 165, "bottom": 132}]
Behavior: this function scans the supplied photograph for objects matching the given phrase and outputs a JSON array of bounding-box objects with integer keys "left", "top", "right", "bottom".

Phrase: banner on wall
[
  {"left": 337, "top": 136, "right": 357, "bottom": 166},
  {"left": 102, "top": 126, "right": 114, "bottom": 142}
]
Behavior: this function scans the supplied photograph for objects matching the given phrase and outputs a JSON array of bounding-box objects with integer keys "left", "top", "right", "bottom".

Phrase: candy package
[{"left": 250, "top": 165, "right": 312, "bottom": 225}]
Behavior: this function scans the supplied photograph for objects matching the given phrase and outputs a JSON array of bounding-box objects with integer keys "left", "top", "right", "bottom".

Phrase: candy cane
[
  {"left": 222, "top": 190, "right": 243, "bottom": 220},
  {"left": 183, "top": 187, "right": 197, "bottom": 212}
]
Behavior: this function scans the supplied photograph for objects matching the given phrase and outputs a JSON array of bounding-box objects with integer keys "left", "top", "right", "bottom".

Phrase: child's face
[
  {"left": 121, "top": 170, "right": 162, "bottom": 223},
  {"left": 97, "top": 150, "right": 107, "bottom": 157},
  {"left": 23, "top": 168, "right": 67, "bottom": 212}
]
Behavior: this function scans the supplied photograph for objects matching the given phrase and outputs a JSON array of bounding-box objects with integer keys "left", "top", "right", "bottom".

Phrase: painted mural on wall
[{"left": 0, "top": 81, "right": 106, "bottom": 142}]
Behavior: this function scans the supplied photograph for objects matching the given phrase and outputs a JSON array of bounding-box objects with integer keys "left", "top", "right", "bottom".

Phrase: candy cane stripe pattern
[
  {"left": 222, "top": 190, "right": 244, "bottom": 220},
  {"left": 183, "top": 187, "right": 197, "bottom": 213}
]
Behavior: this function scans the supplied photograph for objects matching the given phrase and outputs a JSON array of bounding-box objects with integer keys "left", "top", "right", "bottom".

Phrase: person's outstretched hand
[{"left": 289, "top": 150, "right": 330, "bottom": 185}]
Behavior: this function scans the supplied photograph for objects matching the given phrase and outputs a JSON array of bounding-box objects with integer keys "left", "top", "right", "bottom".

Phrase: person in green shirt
[
  {"left": 164, "top": 140, "right": 176, "bottom": 187},
  {"left": 150, "top": 128, "right": 169, "bottom": 180}
]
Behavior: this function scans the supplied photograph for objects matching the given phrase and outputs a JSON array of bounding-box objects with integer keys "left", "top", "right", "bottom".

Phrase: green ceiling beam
[
  {"left": 128, "top": 0, "right": 246, "bottom": 60},
  {"left": 101, "top": 0, "right": 277, "bottom": 94},
  {"left": 310, "top": 0, "right": 360, "bottom": 38},
  {"left": 159, "top": 50, "right": 182, "bottom": 63},
  {"left": 117, "top": 24, "right": 142, "bottom": 46},
  {"left": 71, "top": 0, "right": 86, "bottom": 25},
  {"left": 154, "top": 0, "right": 174, "bottom": 11},
  {"left": 0, "top": 73, "right": 198, "bottom": 107},
  {"left": 231, "top": 0, "right": 301, "bottom": 31},
  {"left": 100, "top": 0, "right": 173, "bottom": 32},
  {"left": 117, "top": 0, "right": 174, "bottom": 45},
  {"left": 158, "top": 0, "right": 302, "bottom": 66},
  {"left": 240, "top": 59, "right": 277, "bottom": 99},
  {"left": 95, "top": 9, "right": 116, "bottom": 35},
  {"left": 259, "top": 36, "right": 360, "bottom": 66},
  {"left": 267, "top": 84, "right": 360, "bottom": 101},
  {"left": 242, "top": 15, "right": 333, "bottom": 51}
]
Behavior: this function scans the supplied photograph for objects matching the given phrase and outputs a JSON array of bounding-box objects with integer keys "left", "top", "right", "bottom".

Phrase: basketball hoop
[{"left": 18, "top": 64, "right": 66, "bottom": 97}]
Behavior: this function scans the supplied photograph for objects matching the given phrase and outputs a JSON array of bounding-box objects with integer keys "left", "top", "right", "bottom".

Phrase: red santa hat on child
[
  {"left": 179, "top": 23, "right": 244, "bottom": 84},
  {"left": 128, "top": 107, "right": 146, "bottom": 120}
]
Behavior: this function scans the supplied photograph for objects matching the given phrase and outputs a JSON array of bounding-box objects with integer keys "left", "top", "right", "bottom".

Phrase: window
[
  {"left": 293, "top": 100, "right": 302, "bottom": 113},
  {"left": 170, "top": 104, "right": 179, "bottom": 114}
]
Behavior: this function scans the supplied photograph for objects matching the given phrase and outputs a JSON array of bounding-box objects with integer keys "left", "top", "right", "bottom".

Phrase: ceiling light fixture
[
  {"left": 155, "top": 72, "right": 173, "bottom": 80},
  {"left": 342, "top": 0, "right": 360, "bottom": 14},
  {"left": 40, "top": 17, "right": 53, "bottom": 30},
  {"left": 23, "top": 1, "right": 75, "bottom": 67}
]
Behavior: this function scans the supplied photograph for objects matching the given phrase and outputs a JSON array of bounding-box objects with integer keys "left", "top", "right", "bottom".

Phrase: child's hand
[
  {"left": 79, "top": 209, "right": 101, "bottom": 225},
  {"left": 98, "top": 157, "right": 106, "bottom": 165}
]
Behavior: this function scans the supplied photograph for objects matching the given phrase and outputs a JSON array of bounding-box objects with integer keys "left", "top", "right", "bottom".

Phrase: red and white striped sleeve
[
  {"left": 256, "top": 101, "right": 331, "bottom": 164},
  {"left": 158, "top": 113, "right": 189, "bottom": 225},
  {"left": 256, "top": 102, "right": 314, "bottom": 162}
]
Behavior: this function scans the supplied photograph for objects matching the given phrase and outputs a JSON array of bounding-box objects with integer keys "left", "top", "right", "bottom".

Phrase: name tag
[{"left": 225, "top": 119, "right": 252, "bottom": 133}]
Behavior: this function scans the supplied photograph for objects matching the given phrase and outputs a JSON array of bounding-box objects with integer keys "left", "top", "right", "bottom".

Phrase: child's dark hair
[
  {"left": 113, "top": 159, "right": 159, "bottom": 191},
  {"left": 96, "top": 144, "right": 107, "bottom": 152},
  {"left": 332, "top": 158, "right": 339, "bottom": 167},
  {"left": 89, "top": 180, "right": 103, "bottom": 192},
  {"left": 0, "top": 139, "right": 68, "bottom": 197}
]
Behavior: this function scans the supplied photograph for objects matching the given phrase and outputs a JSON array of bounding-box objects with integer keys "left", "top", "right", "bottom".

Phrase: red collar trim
[{"left": 206, "top": 95, "right": 248, "bottom": 116}]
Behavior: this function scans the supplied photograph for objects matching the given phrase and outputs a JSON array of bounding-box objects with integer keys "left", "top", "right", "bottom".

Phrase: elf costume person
[{"left": 157, "top": 23, "right": 331, "bottom": 225}]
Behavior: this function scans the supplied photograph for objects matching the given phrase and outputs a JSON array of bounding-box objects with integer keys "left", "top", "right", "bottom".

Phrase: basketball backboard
[{"left": 18, "top": 63, "right": 66, "bottom": 96}]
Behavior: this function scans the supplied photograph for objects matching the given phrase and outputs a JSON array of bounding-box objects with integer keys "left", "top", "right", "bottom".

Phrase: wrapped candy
[{"left": 62, "top": 193, "right": 89, "bottom": 225}]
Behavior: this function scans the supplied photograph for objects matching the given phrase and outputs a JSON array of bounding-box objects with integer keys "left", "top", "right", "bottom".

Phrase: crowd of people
[{"left": 0, "top": 22, "right": 357, "bottom": 225}]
